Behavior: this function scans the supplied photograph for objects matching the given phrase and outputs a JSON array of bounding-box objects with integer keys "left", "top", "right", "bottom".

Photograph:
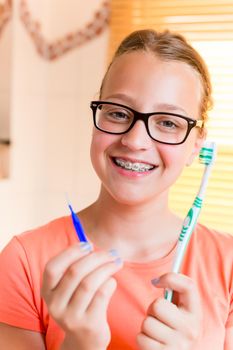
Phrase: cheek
[
  {"left": 90, "top": 130, "right": 115, "bottom": 169},
  {"left": 90, "top": 132, "right": 102, "bottom": 168},
  {"left": 91, "top": 129, "right": 114, "bottom": 152},
  {"left": 158, "top": 144, "right": 192, "bottom": 170}
]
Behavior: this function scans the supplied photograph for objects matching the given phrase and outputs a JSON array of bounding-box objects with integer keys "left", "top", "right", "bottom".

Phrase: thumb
[{"left": 152, "top": 272, "right": 201, "bottom": 314}]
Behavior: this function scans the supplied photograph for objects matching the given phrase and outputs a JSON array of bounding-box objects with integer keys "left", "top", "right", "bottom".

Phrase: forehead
[{"left": 101, "top": 51, "right": 202, "bottom": 117}]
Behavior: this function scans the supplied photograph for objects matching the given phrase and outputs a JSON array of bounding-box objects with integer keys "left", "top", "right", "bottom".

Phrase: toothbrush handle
[
  {"left": 164, "top": 288, "right": 173, "bottom": 302},
  {"left": 165, "top": 199, "right": 202, "bottom": 302}
]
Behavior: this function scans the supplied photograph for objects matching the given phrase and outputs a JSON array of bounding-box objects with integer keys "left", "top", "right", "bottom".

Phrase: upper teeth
[{"left": 115, "top": 158, "right": 154, "bottom": 172}]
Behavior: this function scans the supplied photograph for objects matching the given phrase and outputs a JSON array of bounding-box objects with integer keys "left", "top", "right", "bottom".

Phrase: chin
[
  {"left": 115, "top": 197, "right": 149, "bottom": 207},
  {"left": 106, "top": 186, "right": 156, "bottom": 207}
]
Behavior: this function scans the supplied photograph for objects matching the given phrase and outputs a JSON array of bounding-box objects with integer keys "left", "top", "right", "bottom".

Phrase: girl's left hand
[{"left": 137, "top": 273, "right": 202, "bottom": 350}]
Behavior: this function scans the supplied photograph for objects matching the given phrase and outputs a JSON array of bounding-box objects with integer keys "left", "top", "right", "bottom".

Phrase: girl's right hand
[{"left": 41, "top": 242, "right": 123, "bottom": 350}]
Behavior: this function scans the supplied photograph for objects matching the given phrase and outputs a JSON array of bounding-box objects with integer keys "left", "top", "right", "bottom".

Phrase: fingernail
[
  {"left": 108, "top": 249, "right": 123, "bottom": 266},
  {"left": 151, "top": 277, "right": 160, "bottom": 286},
  {"left": 108, "top": 249, "right": 119, "bottom": 257},
  {"left": 79, "top": 241, "right": 92, "bottom": 252},
  {"left": 114, "top": 257, "right": 123, "bottom": 266}
]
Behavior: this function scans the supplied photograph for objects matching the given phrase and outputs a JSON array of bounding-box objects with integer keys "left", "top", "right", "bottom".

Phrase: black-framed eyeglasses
[{"left": 90, "top": 101, "right": 204, "bottom": 145}]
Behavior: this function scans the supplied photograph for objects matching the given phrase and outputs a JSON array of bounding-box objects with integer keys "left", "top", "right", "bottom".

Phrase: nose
[{"left": 120, "top": 120, "right": 153, "bottom": 151}]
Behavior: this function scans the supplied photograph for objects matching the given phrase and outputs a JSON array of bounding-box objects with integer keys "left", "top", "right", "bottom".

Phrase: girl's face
[{"left": 90, "top": 51, "right": 205, "bottom": 206}]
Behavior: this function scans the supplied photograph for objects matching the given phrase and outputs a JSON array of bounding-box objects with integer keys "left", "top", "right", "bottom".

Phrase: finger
[
  {"left": 153, "top": 272, "right": 201, "bottom": 314},
  {"left": 44, "top": 250, "right": 122, "bottom": 313},
  {"left": 137, "top": 333, "right": 163, "bottom": 350},
  {"left": 87, "top": 277, "right": 117, "bottom": 319},
  {"left": 68, "top": 258, "right": 122, "bottom": 315},
  {"left": 42, "top": 242, "right": 92, "bottom": 295},
  {"left": 148, "top": 297, "right": 183, "bottom": 331},
  {"left": 141, "top": 315, "right": 176, "bottom": 345}
]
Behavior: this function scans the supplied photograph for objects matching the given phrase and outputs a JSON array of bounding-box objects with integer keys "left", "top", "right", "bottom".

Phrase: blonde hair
[{"left": 100, "top": 29, "right": 213, "bottom": 124}]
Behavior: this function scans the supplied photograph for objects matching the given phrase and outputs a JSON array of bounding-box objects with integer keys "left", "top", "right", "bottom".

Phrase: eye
[
  {"left": 109, "top": 111, "right": 130, "bottom": 121},
  {"left": 100, "top": 106, "right": 133, "bottom": 123},
  {"left": 159, "top": 120, "right": 178, "bottom": 129},
  {"left": 153, "top": 114, "right": 187, "bottom": 131}
]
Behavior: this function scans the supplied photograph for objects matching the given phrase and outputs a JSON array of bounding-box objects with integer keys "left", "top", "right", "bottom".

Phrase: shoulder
[
  {"left": 194, "top": 223, "right": 233, "bottom": 252},
  {"left": 16, "top": 215, "right": 74, "bottom": 248},
  {"left": 184, "top": 223, "right": 233, "bottom": 282},
  {"left": 1, "top": 215, "right": 76, "bottom": 269},
  {"left": 0, "top": 216, "right": 75, "bottom": 334}
]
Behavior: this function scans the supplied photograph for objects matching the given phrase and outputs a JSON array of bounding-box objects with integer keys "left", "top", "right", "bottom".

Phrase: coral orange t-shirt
[{"left": 0, "top": 216, "right": 233, "bottom": 349}]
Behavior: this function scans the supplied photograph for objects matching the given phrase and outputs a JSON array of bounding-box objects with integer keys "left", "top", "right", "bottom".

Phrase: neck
[{"left": 79, "top": 187, "right": 182, "bottom": 261}]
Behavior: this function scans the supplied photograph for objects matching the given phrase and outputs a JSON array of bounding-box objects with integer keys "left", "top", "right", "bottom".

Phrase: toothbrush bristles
[{"left": 199, "top": 142, "right": 217, "bottom": 165}]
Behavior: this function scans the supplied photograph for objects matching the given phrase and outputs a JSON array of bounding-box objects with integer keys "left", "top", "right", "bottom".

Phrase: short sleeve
[{"left": 0, "top": 237, "right": 44, "bottom": 332}]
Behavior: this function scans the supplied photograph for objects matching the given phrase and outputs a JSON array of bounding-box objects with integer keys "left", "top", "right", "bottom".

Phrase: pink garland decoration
[
  {"left": 0, "top": 0, "right": 12, "bottom": 37},
  {"left": 19, "top": 0, "right": 110, "bottom": 60}
]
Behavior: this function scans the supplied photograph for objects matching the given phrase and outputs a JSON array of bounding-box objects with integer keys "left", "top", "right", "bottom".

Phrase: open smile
[{"left": 112, "top": 157, "right": 157, "bottom": 173}]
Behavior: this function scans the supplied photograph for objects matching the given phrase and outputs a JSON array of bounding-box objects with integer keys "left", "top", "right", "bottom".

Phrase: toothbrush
[
  {"left": 165, "top": 141, "right": 217, "bottom": 302},
  {"left": 68, "top": 201, "right": 89, "bottom": 243}
]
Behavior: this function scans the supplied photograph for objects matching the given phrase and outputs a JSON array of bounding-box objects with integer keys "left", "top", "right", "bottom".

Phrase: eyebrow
[
  {"left": 155, "top": 103, "right": 188, "bottom": 116},
  {"left": 103, "top": 93, "right": 188, "bottom": 116},
  {"left": 104, "top": 93, "right": 135, "bottom": 106}
]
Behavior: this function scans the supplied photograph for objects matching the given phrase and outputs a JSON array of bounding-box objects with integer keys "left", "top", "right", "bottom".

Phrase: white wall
[
  {"left": 0, "top": 21, "right": 12, "bottom": 140},
  {"left": 0, "top": 0, "right": 108, "bottom": 249}
]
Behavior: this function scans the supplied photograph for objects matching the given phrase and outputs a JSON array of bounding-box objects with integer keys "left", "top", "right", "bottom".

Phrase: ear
[{"left": 186, "top": 128, "right": 207, "bottom": 166}]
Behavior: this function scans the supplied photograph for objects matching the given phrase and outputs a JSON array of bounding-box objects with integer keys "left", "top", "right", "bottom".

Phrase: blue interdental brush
[{"left": 67, "top": 200, "right": 88, "bottom": 243}]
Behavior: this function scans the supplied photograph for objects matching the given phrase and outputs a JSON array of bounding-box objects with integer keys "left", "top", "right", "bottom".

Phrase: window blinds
[{"left": 109, "top": 0, "right": 233, "bottom": 233}]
